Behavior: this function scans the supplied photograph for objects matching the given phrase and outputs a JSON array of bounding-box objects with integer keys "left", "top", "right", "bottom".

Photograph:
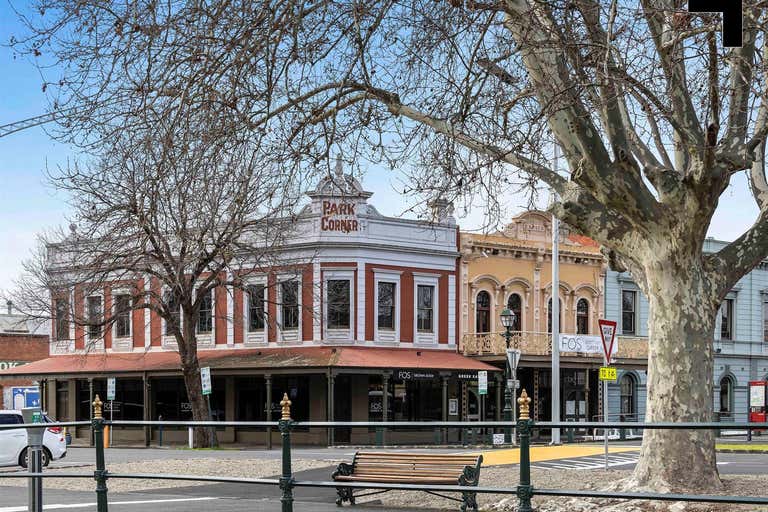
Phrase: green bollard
[
  {"left": 278, "top": 394, "right": 294, "bottom": 512},
  {"left": 516, "top": 390, "right": 533, "bottom": 512},
  {"left": 92, "top": 396, "right": 109, "bottom": 512}
]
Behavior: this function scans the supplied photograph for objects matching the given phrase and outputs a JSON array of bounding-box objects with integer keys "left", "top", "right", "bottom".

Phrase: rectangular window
[
  {"left": 248, "top": 284, "right": 266, "bottom": 331},
  {"left": 87, "top": 296, "right": 102, "bottom": 339},
  {"left": 114, "top": 294, "right": 131, "bottom": 338},
  {"left": 764, "top": 302, "right": 768, "bottom": 343},
  {"left": 327, "top": 280, "right": 351, "bottom": 329},
  {"left": 55, "top": 297, "right": 69, "bottom": 340},
  {"left": 281, "top": 281, "right": 299, "bottom": 330},
  {"left": 197, "top": 289, "right": 213, "bottom": 334},
  {"left": 621, "top": 290, "right": 636, "bottom": 335},
  {"left": 721, "top": 298, "right": 734, "bottom": 340},
  {"left": 164, "top": 291, "right": 180, "bottom": 336},
  {"left": 417, "top": 285, "right": 434, "bottom": 333},
  {"left": 377, "top": 282, "right": 396, "bottom": 330}
]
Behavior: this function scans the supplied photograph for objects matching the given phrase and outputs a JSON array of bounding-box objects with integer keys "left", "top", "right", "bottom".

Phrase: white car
[{"left": 0, "top": 410, "right": 67, "bottom": 468}]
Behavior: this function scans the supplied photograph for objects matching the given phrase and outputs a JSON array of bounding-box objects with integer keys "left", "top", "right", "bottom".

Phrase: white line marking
[{"left": 0, "top": 497, "right": 217, "bottom": 512}]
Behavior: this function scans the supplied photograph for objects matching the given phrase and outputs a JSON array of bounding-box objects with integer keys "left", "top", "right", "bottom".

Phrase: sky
[{"left": 0, "top": 5, "right": 762, "bottom": 297}]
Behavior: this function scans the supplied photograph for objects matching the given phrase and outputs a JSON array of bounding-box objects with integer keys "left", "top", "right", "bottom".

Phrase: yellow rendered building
[{"left": 459, "top": 211, "right": 647, "bottom": 428}]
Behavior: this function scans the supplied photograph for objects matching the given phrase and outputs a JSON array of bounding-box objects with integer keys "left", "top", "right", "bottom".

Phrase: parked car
[{"left": 0, "top": 410, "right": 67, "bottom": 468}]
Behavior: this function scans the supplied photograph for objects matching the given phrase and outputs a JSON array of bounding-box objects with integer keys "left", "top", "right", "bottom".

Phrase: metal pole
[
  {"left": 604, "top": 355, "right": 609, "bottom": 470},
  {"left": 22, "top": 407, "right": 44, "bottom": 512},
  {"left": 278, "top": 393, "right": 294, "bottom": 512},
  {"left": 551, "top": 167, "right": 561, "bottom": 445},
  {"left": 92, "top": 396, "right": 109, "bottom": 512},
  {"left": 516, "top": 390, "right": 533, "bottom": 512},
  {"left": 109, "top": 400, "right": 113, "bottom": 447},
  {"left": 504, "top": 353, "right": 513, "bottom": 444},
  {"left": 265, "top": 374, "right": 273, "bottom": 450}
]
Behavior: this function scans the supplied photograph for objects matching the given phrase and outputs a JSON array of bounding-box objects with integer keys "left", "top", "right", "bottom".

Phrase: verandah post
[
  {"left": 516, "top": 389, "right": 533, "bottom": 512},
  {"left": 92, "top": 395, "right": 109, "bottom": 512},
  {"left": 279, "top": 393, "right": 295, "bottom": 512}
]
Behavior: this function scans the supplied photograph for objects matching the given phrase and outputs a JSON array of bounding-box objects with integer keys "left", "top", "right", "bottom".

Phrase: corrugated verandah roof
[{"left": 0, "top": 346, "right": 499, "bottom": 377}]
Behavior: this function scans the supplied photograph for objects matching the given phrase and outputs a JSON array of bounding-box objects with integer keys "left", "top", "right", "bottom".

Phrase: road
[{"left": 0, "top": 445, "right": 764, "bottom": 511}]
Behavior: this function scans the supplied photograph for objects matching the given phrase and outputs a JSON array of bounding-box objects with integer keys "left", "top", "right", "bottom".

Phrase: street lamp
[{"left": 500, "top": 308, "right": 517, "bottom": 444}]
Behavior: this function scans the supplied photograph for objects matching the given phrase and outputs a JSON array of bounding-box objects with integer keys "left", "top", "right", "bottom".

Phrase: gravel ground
[
  {"left": 352, "top": 467, "right": 768, "bottom": 512},
  {"left": 0, "top": 457, "right": 336, "bottom": 493},
  {"left": 2, "top": 459, "right": 767, "bottom": 511}
]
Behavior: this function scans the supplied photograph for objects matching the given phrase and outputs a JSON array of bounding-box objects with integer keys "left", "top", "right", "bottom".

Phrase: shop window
[
  {"left": 720, "top": 299, "right": 734, "bottom": 341},
  {"left": 327, "top": 279, "right": 351, "bottom": 329},
  {"left": 621, "top": 290, "right": 636, "bottom": 335},
  {"left": 377, "top": 282, "right": 396, "bottom": 330},
  {"left": 576, "top": 298, "right": 589, "bottom": 334},
  {"left": 475, "top": 291, "right": 491, "bottom": 333},
  {"left": 719, "top": 375, "right": 734, "bottom": 419},
  {"left": 153, "top": 377, "right": 224, "bottom": 421},
  {"left": 507, "top": 293, "right": 522, "bottom": 331},
  {"left": 417, "top": 285, "right": 434, "bottom": 333},
  {"left": 247, "top": 284, "right": 266, "bottom": 331},
  {"left": 547, "top": 297, "right": 561, "bottom": 333},
  {"left": 114, "top": 294, "right": 132, "bottom": 338},
  {"left": 164, "top": 291, "right": 180, "bottom": 336},
  {"left": 55, "top": 297, "right": 69, "bottom": 340},
  {"left": 368, "top": 375, "right": 391, "bottom": 423},
  {"left": 390, "top": 378, "right": 442, "bottom": 421},
  {"left": 764, "top": 301, "right": 768, "bottom": 343},
  {"left": 76, "top": 378, "right": 145, "bottom": 421},
  {"left": 271, "top": 376, "right": 309, "bottom": 422},
  {"left": 197, "top": 288, "right": 213, "bottom": 334},
  {"left": 620, "top": 374, "right": 636, "bottom": 418},
  {"left": 281, "top": 281, "right": 299, "bottom": 330},
  {"left": 235, "top": 377, "right": 267, "bottom": 421},
  {"left": 87, "top": 296, "right": 102, "bottom": 339}
]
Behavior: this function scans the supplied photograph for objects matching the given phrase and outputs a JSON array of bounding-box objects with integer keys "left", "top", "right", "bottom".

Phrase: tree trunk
[
  {"left": 629, "top": 259, "right": 722, "bottom": 492},
  {"left": 179, "top": 313, "right": 217, "bottom": 448}
]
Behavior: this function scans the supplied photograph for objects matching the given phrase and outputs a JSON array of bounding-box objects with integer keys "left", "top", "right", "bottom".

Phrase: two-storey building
[
  {"left": 459, "top": 211, "right": 648, "bottom": 433},
  {"left": 1, "top": 164, "right": 496, "bottom": 445}
]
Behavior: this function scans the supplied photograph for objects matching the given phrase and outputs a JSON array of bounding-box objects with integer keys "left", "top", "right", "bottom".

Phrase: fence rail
[{"left": 3, "top": 392, "right": 768, "bottom": 512}]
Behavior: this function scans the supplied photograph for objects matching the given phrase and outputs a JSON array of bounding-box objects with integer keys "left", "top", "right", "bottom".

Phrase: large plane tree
[{"left": 14, "top": 0, "right": 768, "bottom": 490}]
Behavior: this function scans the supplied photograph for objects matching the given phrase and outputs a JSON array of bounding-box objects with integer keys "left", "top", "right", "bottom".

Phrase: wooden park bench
[{"left": 331, "top": 451, "right": 483, "bottom": 512}]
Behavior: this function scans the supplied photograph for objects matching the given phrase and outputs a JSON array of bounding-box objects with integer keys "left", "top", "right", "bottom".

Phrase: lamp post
[{"left": 500, "top": 308, "right": 517, "bottom": 444}]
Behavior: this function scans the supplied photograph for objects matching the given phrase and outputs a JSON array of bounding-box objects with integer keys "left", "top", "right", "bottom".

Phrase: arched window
[
  {"left": 475, "top": 291, "right": 491, "bottom": 333},
  {"left": 576, "top": 298, "right": 589, "bottom": 334},
  {"left": 547, "top": 297, "right": 561, "bottom": 333},
  {"left": 719, "top": 375, "right": 735, "bottom": 418},
  {"left": 620, "top": 374, "right": 636, "bottom": 419},
  {"left": 507, "top": 293, "right": 522, "bottom": 331}
]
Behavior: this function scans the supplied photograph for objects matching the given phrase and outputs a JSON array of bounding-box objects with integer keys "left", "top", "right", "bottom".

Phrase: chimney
[
  {"left": 6, "top": 300, "right": 11, "bottom": 315},
  {"left": 428, "top": 198, "right": 455, "bottom": 225}
]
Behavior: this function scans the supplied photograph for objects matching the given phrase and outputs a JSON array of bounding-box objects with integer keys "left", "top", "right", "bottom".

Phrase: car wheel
[{"left": 19, "top": 448, "right": 50, "bottom": 469}]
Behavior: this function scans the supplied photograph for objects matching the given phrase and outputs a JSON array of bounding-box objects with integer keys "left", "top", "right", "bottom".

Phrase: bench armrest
[
  {"left": 458, "top": 464, "right": 480, "bottom": 487},
  {"left": 332, "top": 462, "right": 354, "bottom": 481}
]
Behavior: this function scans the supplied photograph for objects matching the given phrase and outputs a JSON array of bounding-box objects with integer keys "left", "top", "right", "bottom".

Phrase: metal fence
[{"left": 2, "top": 391, "right": 768, "bottom": 512}]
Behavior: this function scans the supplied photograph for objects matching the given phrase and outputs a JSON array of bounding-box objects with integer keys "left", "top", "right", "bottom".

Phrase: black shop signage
[
  {"left": 455, "top": 371, "right": 479, "bottom": 381},
  {"left": 395, "top": 369, "right": 438, "bottom": 381}
]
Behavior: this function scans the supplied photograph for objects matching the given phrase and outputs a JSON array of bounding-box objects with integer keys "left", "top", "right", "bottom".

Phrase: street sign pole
[
  {"left": 598, "top": 319, "right": 617, "bottom": 470},
  {"left": 603, "top": 352, "right": 608, "bottom": 469},
  {"left": 107, "top": 378, "right": 116, "bottom": 448}
]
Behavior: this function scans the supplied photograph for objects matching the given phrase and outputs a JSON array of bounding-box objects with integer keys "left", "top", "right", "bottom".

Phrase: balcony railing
[{"left": 460, "top": 331, "right": 649, "bottom": 360}]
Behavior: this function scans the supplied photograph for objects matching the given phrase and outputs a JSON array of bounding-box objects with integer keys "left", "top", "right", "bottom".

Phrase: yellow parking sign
[{"left": 599, "top": 367, "right": 617, "bottom": 381}]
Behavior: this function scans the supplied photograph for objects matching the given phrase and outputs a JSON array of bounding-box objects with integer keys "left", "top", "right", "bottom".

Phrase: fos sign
[{"left": 688, "top": 1, "right": 743, "bottom": 48}]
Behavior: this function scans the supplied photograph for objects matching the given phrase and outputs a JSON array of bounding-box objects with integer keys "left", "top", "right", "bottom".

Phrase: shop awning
[{"left": 0, "top": 346, "right": 499, "bottom": 377}]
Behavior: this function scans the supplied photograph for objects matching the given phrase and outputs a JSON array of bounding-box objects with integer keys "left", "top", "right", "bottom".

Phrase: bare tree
[
  {"left": 13, "top": 0, "right": 768, "bottom": 489},
  {"left": 11, "top": 101, "right": 311, "bottom": 447}
]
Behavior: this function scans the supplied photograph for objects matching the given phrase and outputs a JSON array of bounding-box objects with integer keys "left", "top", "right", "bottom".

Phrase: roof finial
[{"left": 334, "top": 154, "right": 343, "bottom": 177}]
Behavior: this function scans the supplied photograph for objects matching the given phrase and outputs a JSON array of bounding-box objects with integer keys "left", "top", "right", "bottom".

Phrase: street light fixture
[{"left": 500, "top": 308, "right": 517, "bottom": 444}]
